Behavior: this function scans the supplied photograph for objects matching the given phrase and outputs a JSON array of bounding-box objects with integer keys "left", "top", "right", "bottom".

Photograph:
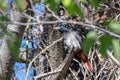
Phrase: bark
[
  {"left": 47, "top": 24, "right": 64, "bottom": 70},
  {"left": 0, "top": 35, "right": 11, "bottom": 77},
  {"left": 56, "top": 49, "right": 75, "bottom": 80},
  {"left": 0, "top": 10, "right": 26, "bottom": 78}
]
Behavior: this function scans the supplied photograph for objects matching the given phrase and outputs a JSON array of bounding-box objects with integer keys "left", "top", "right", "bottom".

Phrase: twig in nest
[
  {"left": 69, "top": 67, "right": 79, "bottom": 80},
  {"left": 107, "top": 50, "right": 120, "bottom": 67},
  {"left": 95, "top": 61, "right": 108, "bottom": 80}
]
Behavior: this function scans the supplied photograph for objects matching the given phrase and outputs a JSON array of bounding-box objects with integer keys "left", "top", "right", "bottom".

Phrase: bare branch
[
  {"left": 69, "top": 67, "right": 79, "bottom": 80},
  {"left": 95, "top": 61, "right": 108, "bottom": 80},
  {"left": 25, "top": 37, "right": 63, "bottom": 80},
  {"left": 34, "top": 69, "right": 61, "bottom": 80},
  {"left": 45, "top": 6, "right": 63, "bottom": 21},
  {"left": 107, "top": 50, "right": 120, "bottom": 67},
  {"left": 21, "top": 13, "right": 35, "bottom": 20},
  {"left": 55, "top": 48, "right": 75, "bottom": 80},
  {"left": 1, "top": 20, "right": 120, "bottom": 39}
]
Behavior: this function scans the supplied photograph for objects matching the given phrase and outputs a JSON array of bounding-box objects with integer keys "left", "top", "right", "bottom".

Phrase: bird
[{"left": 54, "top": 24, "right": 92, "bottom": 71}]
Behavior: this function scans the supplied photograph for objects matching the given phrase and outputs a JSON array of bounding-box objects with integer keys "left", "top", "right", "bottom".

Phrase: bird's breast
[{"left": 64, "top": 32, "right": 81, "bottom": 51}]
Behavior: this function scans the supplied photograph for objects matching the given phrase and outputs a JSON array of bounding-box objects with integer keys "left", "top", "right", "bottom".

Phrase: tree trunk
[
  {"left": 0, "top": 10, "right": 26, "bottom": 78},
  {"left": 0, "top": 35, "right": 11, "bottom": 77},
  {"left": 47, "top": 25, "right": 64, "bottom": 70}
]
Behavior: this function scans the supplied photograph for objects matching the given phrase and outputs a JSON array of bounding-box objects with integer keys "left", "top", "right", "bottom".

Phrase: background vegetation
[{"left": 0, "top": 0, "right": 120, "bottom": 80}]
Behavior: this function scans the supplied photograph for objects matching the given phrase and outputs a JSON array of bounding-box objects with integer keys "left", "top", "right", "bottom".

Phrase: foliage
[
  {"left": 83, "top": 31, "right": 97, "bottom": 54},
  {"left": 8, "top": 35, "right": 21, "bottom": 61},
  {"left": 0, "top": 15, "right": 11, "bottom": 38},
  {"left": 0, "top": 16, "right": 10, "bottom": 22},
  {"left": 0, "top": 25, "right": 6, "bottom": 38},
  {"left": 99, "top": 35, "right": 113, "bottom": 57},
  {"left": 112, "top": 38, "right": 120, "bottom": 61},
  {"left": 90, "top": 0, "right": 100, "bottom": 10},
  {"left": 0, "top": 0, "right": 119, "bottom": 74},
  {"left": 0, "top": 0, "right": 118, "bottom": 61},
  {"left": 0, "top": 0, "right": 7, "bottom": 10},
  {"left": 62, "top": 0, "right": 84, "bottom": 19},
  {"left": 108, "top": 21, "right": 120, "bottom": 34},
  {"left": 15, "top": 0, "right": 25, "bottom": 12},
  {"left": 0, "top": 0, "right": 120, "bottom": 79},
  {"left": 44, "top": 0, "right": 61, "bottom": 11},
  {"left": 101, "top": 20, "right": 120, "bottom": 59}
]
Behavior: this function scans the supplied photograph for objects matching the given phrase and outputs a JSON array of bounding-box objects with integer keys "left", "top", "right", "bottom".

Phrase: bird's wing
[
  {"left": 63, "top": 32, "right": 73, "bottom": 47},
  {"left": 74, "top": 32, "right": 82, "bottom": 44},
  {"left": 64, "top": 32, "right": 80, "bottom": 50},
  {"left": 73, "top": 31, "right": 82, "bottom": 49}
]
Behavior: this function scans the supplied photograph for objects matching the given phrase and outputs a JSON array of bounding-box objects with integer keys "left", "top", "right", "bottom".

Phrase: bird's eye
[{"left": 57, "top": 6, "right": 65, "bottom": 16}]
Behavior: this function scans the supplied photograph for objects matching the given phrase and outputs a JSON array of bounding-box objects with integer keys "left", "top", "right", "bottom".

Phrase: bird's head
[{"left": 54, "top": 24, "right": 71, "bottom": 33}]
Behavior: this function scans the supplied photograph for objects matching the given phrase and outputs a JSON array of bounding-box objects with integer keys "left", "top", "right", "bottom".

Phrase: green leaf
[
  {"left": 112, "top": 39, "right": 120, "bottom": 61},
  {"left": 62, "top": 0, "right": 84, "bottom": 19},
  {"left": 8, "top": 36, "right": 21, "bottom": 61},
  {"left": 90, "top": 0, "right": 100, "bottom": 10},
  {"left": 0, "top": 24, "right": 7, "bottom": 34},
  {"left": 108, "top": 21, "right": 120, "bottom": 34},
  {"left": 0, "top": 25, "right": 6, "bottom": 38},
  {"left": 0, "top": 24, "right": 7, "bottom": 32},
  {"left": 99, "top": 35, "right": 113, "bottom": 57},
  {"left": 62, "top": 0, "right": 75, "bottom": 15},
  {"left": 102, "top": 20, "right": 112, "bottom": 26},
  {"left": 45, "top": 0, "right": 61, "bottom": 11},
  {"left": 15, "top": 0, "right": 25, "bottom": 12},
  {"left": 67, "top": 2, "right": 76, "bottom": 15},
  {"left": 0, "top": 16, "right": 10, "bottom": 22},
  {"left": 75, "top": 5, "right": 84, "bottom": 19},
  {"left": 62, "top": 0, "right": 72, "bottom": 8},
  {"left": 81, "top": 0, "right": 87, "bottom": 3},
  {"left": 83, "top": 31, "right": 97, "bottom": 54},
  {"left": 0, "top": 1, "right": 7, "bottom": 10},
  {"left": 32, "top": 0, "right": 36, "bottom": 3}
]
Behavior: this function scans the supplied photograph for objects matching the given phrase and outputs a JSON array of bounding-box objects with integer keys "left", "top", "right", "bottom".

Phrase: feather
[
  {"left": 56, "top": 24, "right": 93, "bottom": 71},
  {"left": 76, "top": 50, "right": 92, "bottom": 71}
]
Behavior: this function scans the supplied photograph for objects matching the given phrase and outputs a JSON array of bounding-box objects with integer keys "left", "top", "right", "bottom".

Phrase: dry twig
[{"left": 25, "top": 37, "right": 63, "bottom": 80}]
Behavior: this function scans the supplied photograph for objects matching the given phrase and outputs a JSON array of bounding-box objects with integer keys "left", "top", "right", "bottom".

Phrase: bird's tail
[{"left": 76, "top": 50, "right": 92, "bottom": 71}]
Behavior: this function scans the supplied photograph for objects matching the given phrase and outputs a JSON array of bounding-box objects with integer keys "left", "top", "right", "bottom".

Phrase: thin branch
[
  {"left": 107, "top": 50, "right": 120, "bottom": 67},
  {"left": 21, "top": 13, "right": 35, "bottom": 20},
  {"left": 1, "top": 20, "right": 120, "bottom": 39},
  {"left": 45, "top": 6, "right": 63, "bottom": 21},
  {"left": 95, "top": 61, "right": 108, "bottom": 80},
  {"left": 114, "top": 13, "right": 120, "bottom": 20},
  {"left": 29, "top": 0, "right": 34, "bottom": 11},
  {"left": 25, "top": 37, "right": 63, "bottom": 80},
  {"left": 34, "top": 69, "right": 61, "bottom": 80},
  {"left": 38, "top": 45, "right": 43, "bottom": 50},
  {"left": 69, "top": 67, "right": 79, "bottom": 80},
  {"left": 107, "top": 68, "right": 115, "bottom": 80}
]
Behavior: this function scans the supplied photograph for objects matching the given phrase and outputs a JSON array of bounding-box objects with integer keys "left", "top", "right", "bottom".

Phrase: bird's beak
[{"left": 53, "top": 27, "right": 61, "bottom": 30}]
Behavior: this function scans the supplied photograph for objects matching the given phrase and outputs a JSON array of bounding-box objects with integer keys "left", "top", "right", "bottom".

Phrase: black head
[
  {"left": 57, "top": 6, "right": 65, "bottom": 16},
  {"left": 54, "top": 24, "right": 71, "bottom": 33}
]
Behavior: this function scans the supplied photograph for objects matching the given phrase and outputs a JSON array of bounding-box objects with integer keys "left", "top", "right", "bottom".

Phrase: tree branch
[
  {"left": 34, "top": 69, "right": 61, "bottom": 80},
  {"left": 55, "top": 48, "right": 74, "bottom": 80},
  {"left": 25, "top": 37, "right": 63, "bottom": 80},
  {"left": 1, "top": 20, "right": 120, "bottom": 39},
  {"left": 107, "top": 50, "right": 120, "bottom": 66}
]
